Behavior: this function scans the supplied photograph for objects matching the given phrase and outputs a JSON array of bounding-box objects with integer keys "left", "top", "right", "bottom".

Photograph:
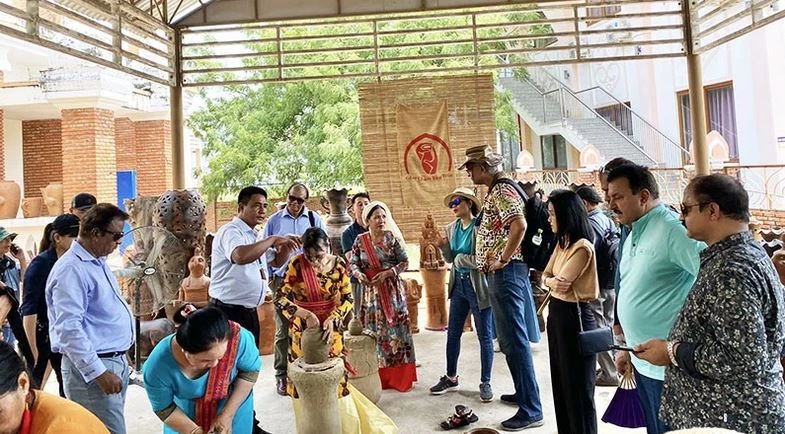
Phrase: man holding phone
[{"left": 0, "top": 227, "right": 27, "bottom": 345}]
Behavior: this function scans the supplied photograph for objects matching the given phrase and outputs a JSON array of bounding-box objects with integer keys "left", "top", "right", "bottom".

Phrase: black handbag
[{"left": 574, "top": 291, "right": 613, "bottom": 355}]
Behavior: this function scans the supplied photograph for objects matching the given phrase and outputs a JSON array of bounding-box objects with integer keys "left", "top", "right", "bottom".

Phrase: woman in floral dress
[
  {"left": 276, "top": 227, "right": 353, "bottom": 399},
  {"left": 350, "top": 201, "right": 417, "bottom": 392}
]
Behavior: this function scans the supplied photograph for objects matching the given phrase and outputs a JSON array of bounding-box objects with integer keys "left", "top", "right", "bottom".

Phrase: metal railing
[{"left": 526, "top": 66, "right": 687, "bottom": 167}]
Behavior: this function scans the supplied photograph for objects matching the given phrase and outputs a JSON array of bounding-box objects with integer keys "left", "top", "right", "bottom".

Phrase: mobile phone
[
  {"left": 610, "top": 344, "right": 641, "bottom": 353},
  {"left": 10, "top": 244, "right": 19, "bottom": 255}
]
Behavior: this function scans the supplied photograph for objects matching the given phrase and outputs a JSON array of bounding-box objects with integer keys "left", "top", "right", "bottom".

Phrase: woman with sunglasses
[
  {"left": 543, "top": 189, "right": 600, "bottom": 434},
  {"left": 21, "top": 214, "right": 80, "bottom": 397},
  {"left": 429, "top": 188, "right": 495, "bottom": 404}
]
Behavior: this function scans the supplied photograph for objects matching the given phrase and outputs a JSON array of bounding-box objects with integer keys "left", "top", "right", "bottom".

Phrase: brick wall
[
  {"left": 61, "top": 108, "right": 117, "bottom": 208},
  {"left": 115, "top": 118, "right": 136, "bottom": 172},
  {"left": 135, "top": 120, "right": 172, "bottom": 196},
  {"left": 22, "top": 119, "right": 62, "bottom": 197},
  {"left": 752, "top": 209, "right": 785, "bottom": 228}
]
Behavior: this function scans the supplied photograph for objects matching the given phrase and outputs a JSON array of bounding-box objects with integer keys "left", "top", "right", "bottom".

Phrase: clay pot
[
  {"left": 465, "top": 428, "right": 500, "bottom": 434},
  {"left": 257, "top": 298, "right": 275, "bottom": 355},
  {"left": 421, "top": 268, "right": 448, "bottom": 331},
  {"left": 344, "top": 324, "right": 382, "bottom": 403},
  {"left": 21, "top": 197, "right": 43, "bottom": 218},
  {"left": 301, "top": 327, "right": 329, "bottom": 364},
  {"left": 323, "top": 188, "right": 352, "bottom": 254},
  {"left": 348, "top": 318, "right": 363, "bottom": 336},
  {"left": 0, "top": 180, "right": 21, "bottom": 219},
  {"left": 40, "top": 183, "right": 63, "bottom": 216}
]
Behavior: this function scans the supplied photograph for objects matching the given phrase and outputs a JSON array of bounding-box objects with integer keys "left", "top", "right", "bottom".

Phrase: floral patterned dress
[
  {"left": 350, "top": 231, "right": 417, "bottom": 392},
  {"left": 275, "top": 254, "right": 353, "bottom": 398}
]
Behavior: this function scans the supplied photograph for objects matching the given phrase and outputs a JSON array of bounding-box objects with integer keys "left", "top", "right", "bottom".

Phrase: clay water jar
[{"left": 302, "top": 327, "right": 329, "bottom": 364}]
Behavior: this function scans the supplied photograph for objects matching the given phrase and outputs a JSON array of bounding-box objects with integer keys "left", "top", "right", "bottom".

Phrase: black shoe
[
  {"left": 429, "top": 375, "right": 459, "bottom": 395},
  {"left": 501, "top": 412, "right": 545, "bottom": 431},
  {"left": 500, "top": 393, "right": 518, "bottom": 404},
  {"left": 275, "top": 377, "right": 287, "bottom": 396}
]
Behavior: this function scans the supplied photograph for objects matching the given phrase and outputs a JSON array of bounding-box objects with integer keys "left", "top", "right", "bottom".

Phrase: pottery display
[
  {"left": 154, "top": 189, "right": 207, "bottom": 251},
  {"left": 344, "top": 318, "right": 382, "bottom": 403},
  {"left": 323, "top": 188, "right": 353, "bottom": 254},
  {"left": 419, "top": 214, "right": 448, "bottom": 331},
  {"left": 257, "top": 296, "right": 275, "bottom": 355},
  {"left": 40, "top": 183, "right": 63, "bottom": 216},
  {"left": 404, "top": 278, "right": 422, "bottom": 334},
  {"left": 289, "top": 357, "right": 344, "bottom": 434},
  {"left": 21, "top": 197, "right": 43, "bottom": 218},
  {"left": 301, "top": 327, "right": 330, "bottom": 364},
  {"left": 178, "top": 247, "right": 210, "bottom": 306},
  {"left": 0, "top": 180, "right": 22, "bottom": 219}
]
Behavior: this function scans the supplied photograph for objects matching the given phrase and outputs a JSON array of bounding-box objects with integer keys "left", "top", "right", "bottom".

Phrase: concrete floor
[{"left": 41, "top": 277, "right": 645, "bottom": 434}]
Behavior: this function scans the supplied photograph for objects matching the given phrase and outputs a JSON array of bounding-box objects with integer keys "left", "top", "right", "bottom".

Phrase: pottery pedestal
[
  {"left": 289, "top": 357, "right": 345, "bottom": 434},
  {"left": 257, "top": 298, "right": 276, "bottom": 355},
  {"left": 344, "top": 320, "right": 382, "bottom": 403},
  {"left": 0, "top": 180, "right": 21, "bottom": 219},
  {"left": 421, "top": 269, "right": 448, "bottom": 331}
]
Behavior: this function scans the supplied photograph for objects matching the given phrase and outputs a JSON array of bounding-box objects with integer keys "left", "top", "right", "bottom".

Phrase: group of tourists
[{"left": 1, "top": 144, "right": 785, "bottom": 434}]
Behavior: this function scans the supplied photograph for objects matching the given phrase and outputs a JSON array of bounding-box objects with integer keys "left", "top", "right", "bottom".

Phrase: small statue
[
  {"left": 404, "top": 279, "right": 422, "bottom": 334},
  {"left": 178, "top": 247, "right": 210, "bottom": 307},
  {"left": 419, "top": 213, "right": 446, "bottom": 270}
]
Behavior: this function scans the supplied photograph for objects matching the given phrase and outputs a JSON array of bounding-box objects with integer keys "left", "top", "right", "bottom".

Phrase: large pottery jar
[
  {"left": 21, "top": 197, "right": 43, "bottom": 218},
  {"left": 40, "top": 183, "right": 63, "bottom": 216},
  {"left": 0, "top": 180, "right": 22, "bottom": 219},
  {"left": 256, "top": 297, "right": 276, "bottom": 355},
  {"left": 323, "top": 188, "right": 352, "bottom": 254}
]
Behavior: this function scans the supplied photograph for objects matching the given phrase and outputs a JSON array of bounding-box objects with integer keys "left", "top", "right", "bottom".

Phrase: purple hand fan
[{"left": 601, "top": 372, "right": 646, "bottom": 428}]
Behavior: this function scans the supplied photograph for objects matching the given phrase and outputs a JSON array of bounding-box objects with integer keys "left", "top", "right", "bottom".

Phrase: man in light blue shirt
[
  {"left": 46, "top": 203, "right": 135, "bottom": 434},
  {"left": 262, "top": 182, "right": 324, "bottom": 395},
  {"left": 607, "top": 164, "right": 705, "bottom": 434}
]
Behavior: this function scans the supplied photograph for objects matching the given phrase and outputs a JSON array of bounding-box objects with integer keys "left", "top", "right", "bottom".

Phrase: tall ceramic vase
[
  {"left": 421, "top": 268, "right": 448, "bottom": 331},
  {"left": 323, "top": 188, "right": 352, "bottom": 254},
  {"left": 0, "top": 180, "right": 22, "bottom": 219}
]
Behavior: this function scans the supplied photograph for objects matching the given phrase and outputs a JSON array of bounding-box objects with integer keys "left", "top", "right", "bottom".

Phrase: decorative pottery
[
  {"left": 178, "top": 247, "right": 210, "bottom": 306},
  {"left": 419, "top": 214, "right": 448, "bottom": 331},
  {"left": 0, "top": 180, "right": 22, "bottom": 219},
  {"left": 257, "top": 296, "right": 276, "bottom": 355},
  {"left": 302, "top": 327, "right": 330, "bottom": 365},
  {"left": 40, "top": 183, "right": 63, "bottom": 216},
  {"left": 404, "top": 278, "right": 422, "bottom": 334},
  {"left": 323, "top": 188, "right": 353, "bottom": 254},
  {"left": 21, "top": 197, "right": 43, "bottom": 218}
]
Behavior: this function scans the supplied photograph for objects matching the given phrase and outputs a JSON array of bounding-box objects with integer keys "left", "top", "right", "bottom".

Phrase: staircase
[{"left": 499, "top": 67, "right": 688, "bottom": 168}]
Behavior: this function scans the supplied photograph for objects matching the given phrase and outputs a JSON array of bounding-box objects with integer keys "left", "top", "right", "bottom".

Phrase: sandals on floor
[{"left": 440, "top": 405, "right": 479, "bottom": 430}]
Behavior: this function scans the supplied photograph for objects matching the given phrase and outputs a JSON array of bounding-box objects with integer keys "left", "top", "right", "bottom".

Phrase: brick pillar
[
  {"left": 135, "top": 119, "right": 172, "bottom": 196},
  {"left": 22, "top": 119, "right": 63, "bottom": 197},
  {"left": 115, "top": 117, "right": 136, "bottom": 172},
  {"left": 61, "top": 108, "right": 117, "bottom": 208}
]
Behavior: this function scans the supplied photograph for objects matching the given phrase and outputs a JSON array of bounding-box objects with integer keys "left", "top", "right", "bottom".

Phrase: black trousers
[
  {"left": 209, "top": 298, "right": 260, "bottom": 344},
  {"left": 547, "top": 297, "right": 598, "bottom": 434},
  {"left": 32, "top": 322, "right": 64, "bottom": 397}
]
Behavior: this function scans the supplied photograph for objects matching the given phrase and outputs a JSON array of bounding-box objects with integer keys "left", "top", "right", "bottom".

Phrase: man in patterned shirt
[
  {"left": 461, "top": 145, "right": 544, "bottom": 431},
  {"left": 635, "top": 174, "right": 785, "bottom": 433}
]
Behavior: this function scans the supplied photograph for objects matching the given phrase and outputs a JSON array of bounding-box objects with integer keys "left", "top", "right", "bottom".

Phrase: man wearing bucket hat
[
  {"left": 461, "top": 145, "right": 544, "bottom": 430},
  {"left": 430, "top": 187, "right": 495, "bottom": 405}
]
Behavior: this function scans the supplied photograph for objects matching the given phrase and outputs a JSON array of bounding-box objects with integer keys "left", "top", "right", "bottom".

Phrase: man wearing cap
[
  {"left": 46, "top": 204, "right": 135, "bottom": 433},
  {"left": 576, "top": 185, "right": 620, "bottom": 386},
  {"left": 0, "top": 227, "right": 27, "bottom": 345},
  {"left": 70, "top": 192, "right": 97, "bottom": 220},
  {"left": 462, "top": 145, "right": 544, "bottom": 430}
]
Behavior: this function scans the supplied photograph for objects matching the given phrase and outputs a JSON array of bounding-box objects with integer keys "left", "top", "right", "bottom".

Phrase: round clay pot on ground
[
  {"left": 21, "top": 197, "right": 43, "bottom": 218},
  {"left": 0, "top": 180, "right": 21, "bottom": 219},
  {"left": 301, "top": 327, "right": 330, "bottom": 364},
  {"left": 421, "top": 268, "right": 448, "bottom": 331},
  {"left": 257, "top": 298, "right": 276, "bottom": 355}
]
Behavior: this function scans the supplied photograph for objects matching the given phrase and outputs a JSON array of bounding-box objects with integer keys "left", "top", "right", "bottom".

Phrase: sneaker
[
  {"left": 479, "top": 383, "right": 493, "bottom": 402},
  {"left": 429, "top": 375, "right": 459, "bottom": 395},
  {"left": 500, "top": 393, "right": 517, "bottom": 404},
  {"left": 493, "top": 339, "right": 501, "bottom": 353},
  {"left": 128, "top": 369, "right": 144, "bottom": 387},
  {"left": 501, "top": 412, "right": 545, "bottom": 431}
]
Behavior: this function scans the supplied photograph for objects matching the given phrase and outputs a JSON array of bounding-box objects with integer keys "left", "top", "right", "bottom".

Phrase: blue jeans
[
  {"left": 446, "top": 272, "right": 494, "bottom": 384},
  {"left": 634, "top": 369, "right": 669, "bottom": 434},
  {"left": 489, "top": 261, "right": 543, "bottom": 421},
  {"left": 62, "top": 354, "right": 129, "bottom": 434}
]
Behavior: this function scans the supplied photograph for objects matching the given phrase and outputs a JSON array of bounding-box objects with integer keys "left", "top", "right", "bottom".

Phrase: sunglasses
[
  {"left": 679, "top": 202, "right": 708, "bottom": 216},
  {"left": 288, "top": 195, "right": 305, "bottom": 204},
  {"left": 104, "top": 229, "right": 124, "bottom": 241},
  {"left": 449, "top": 197, "right": 463, "bottom": 208}
]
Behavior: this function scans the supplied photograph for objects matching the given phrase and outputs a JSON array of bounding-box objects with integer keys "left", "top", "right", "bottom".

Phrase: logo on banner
[{"left": 403, "top": 133, "right": 453, "bottom": 180}]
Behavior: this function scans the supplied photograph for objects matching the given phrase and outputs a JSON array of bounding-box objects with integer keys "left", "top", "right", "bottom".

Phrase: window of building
[
  {"left": 677, "top": 82, "right": 739, "bottom": 160},
  {"left": 596, "top": 101, "right": 633, "bottom": 136},
  {"left": 541, "top": 135, "right": 568, "bottom": 169}
]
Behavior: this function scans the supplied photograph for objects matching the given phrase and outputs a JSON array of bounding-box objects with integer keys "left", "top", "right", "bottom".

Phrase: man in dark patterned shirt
[{"left": 635, "top": 174, "right": 785, "bottom": 433}]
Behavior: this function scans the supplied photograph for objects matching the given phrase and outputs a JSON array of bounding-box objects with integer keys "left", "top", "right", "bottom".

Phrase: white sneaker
[{"left": 493, "top": 339, "right": 501, "bottom": 353}]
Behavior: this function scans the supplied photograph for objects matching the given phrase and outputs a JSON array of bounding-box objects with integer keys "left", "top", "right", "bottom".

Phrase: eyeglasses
[
  {"left": 679, "top": 202, "right": 708, "bottom": 216},
  {"left": 288, "top": 195, "right": 305, "bottom": 204},
  {"left": 104, "top": 229, "right": 124, "bottom": 241},
  {"left": 449, "top": 197, "right": 463, "bottom": 208}
]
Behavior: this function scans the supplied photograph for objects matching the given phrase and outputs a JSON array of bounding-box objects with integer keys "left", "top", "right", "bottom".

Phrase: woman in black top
[{"left": 21, "top": 214, "right": 80, "bottom": 395}]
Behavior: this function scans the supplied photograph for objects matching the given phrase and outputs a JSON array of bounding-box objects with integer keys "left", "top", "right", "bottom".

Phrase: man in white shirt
[{"left": 210, "top": 186, "right": 299, "bottom": 344}]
